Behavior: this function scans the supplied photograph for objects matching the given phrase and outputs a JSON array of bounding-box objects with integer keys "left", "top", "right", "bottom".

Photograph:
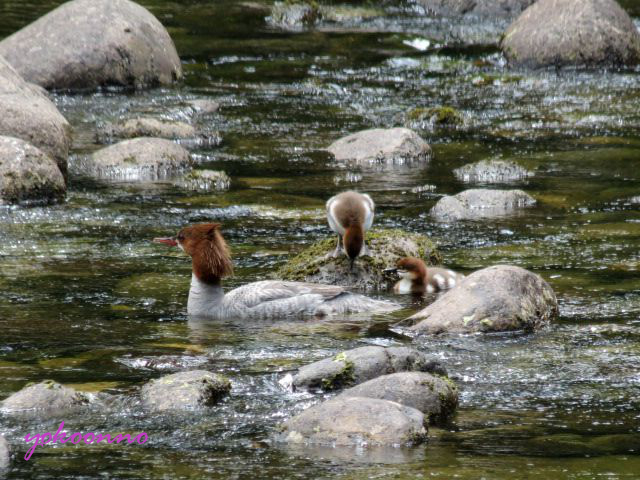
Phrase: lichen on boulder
[{"left": 274, "top": 229, "right": 441, "bottom": 291}]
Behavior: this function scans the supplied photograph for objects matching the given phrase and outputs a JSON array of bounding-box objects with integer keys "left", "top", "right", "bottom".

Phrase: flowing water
[{"left": 1, "top": 1, "right": 640, "bottom": 478}]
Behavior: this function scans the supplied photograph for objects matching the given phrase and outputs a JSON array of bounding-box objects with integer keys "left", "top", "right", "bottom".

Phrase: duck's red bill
[{"left": 153, "top": 237, "right": 178, "bottom": 247}]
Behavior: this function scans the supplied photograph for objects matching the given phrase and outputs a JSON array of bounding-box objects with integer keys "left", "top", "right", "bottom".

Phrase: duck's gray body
[{"left": 187, "top": 274, "right": 398, "bottom": 319}]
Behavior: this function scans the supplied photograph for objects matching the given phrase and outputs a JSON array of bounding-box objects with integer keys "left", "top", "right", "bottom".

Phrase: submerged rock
[
  {"left": 337, "top": 372, "right": 458, "bottom": 424},
  {"left": 275, "top": 229, "right": 441, "bottom": 291},
  {"left": 0, "top": 435, "right": 8, "bottom": 469},
  {"left": 141, "top": 370, "right": 231, "bottom": 412},
  {"left": 0, "top": 56, "right": 70, "bottom": 174},
  {"left": 186, "top": 99, "right": 220, "bottom": 115},
  {"left": 82, "top": 138, "right": 192, "bottom": 182},
  {"left": 501, "top": 0, "right": 640, "bottom": 69},
  {"left": 284, "top": 345, "right": 447, "bottom": 392},
  {"left": 431, "top": 189, "right": 536, "bottom": 221},
  {"left": 453, "top": 160, "right": 533, "bottom": 184},
  {"left": 0, "top": 0, "right": 182, "bottom": 90},
  {"left": 102, "top": 118, "right": 196, "bottom": 141},
  {"left": 416, "top": 0, "right": 535, "bottom": 18},
  {"left": 173, "top": 169, "right": 231, "bottom": 192},
  {"left": 327, "top": 128, "right": 431, "bottom": 167},
  {"left": 407, "top": 265, "right": 558, "bottom": 334},
  {"left": 268, "top": 1, "right": 320, "bottom": 30},
  {"left": 0, "top": 380, "right": 88, "bottom": 414},
  {"left": 278, "top": 396, "right": 427, "bottom": 446},
  {"left": 0, "top": 136, "right": 66, "bottom": 205}
]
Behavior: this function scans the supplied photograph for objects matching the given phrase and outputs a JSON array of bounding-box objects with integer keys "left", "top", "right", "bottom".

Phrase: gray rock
[
  {"left": 431, "top": 188, "right": 536, "bottom": 221},
  {"left": 277, "top": 396, "right": 427, "bottom": 446},
  {"left": 268, "top": 1, "right": 320, "bottom": 30},
  {"left": 501, "top": 0, "right": 640, "bottom": 69},
  {"left": 186, "top": 99, "right": 220, "bottom": 115},
  {"left": 275, "top": 229, "right": 441, "bottom": 291},
  {"left": 0, "top": 0, "right": 182, "bottom": 90},
  {"left": 173, "top": 169, "right": 231, "bottom": 192},
  {"left": 0, "top": 435, "right": 9, "bottom": 469},
  {"left": 0, "top": 56, "right": 71, "bottom": 174},
  {"left": 0, "top": 380, "right": 88, "bottom": 414},
  {"left": 140, "top": 370, "right": 231, "bottom": 412},
  {"left": 103, "top": 118, "right": 196, "bottom": 141},
  {"left": 80, "top": 137, "right": 192, "bottom": 182},
  {"left": 286, "top": 345, "right": 447, "bottom": 392},
  {"left": 337, "top": 372, "right": 458, "bottom": 424},
  {"left": 453, "top": 160, "right": 533, "bottom": 184},
  {"left": 327, "top": 128, "right": 431, "bottom": 167},
  {"left": 407, "top": 265, "right": 558, "bottom": 334},
  {"left": 0, "top": 136, "right": 66, "bottom": 205},
  {"left": 417, "top": 0, "right": 535, "bottom": 18}
]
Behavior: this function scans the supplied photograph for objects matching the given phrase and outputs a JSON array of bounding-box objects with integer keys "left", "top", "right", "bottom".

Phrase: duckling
[{"left": 388, "top": 257, "right": 464, "bottom": 294}]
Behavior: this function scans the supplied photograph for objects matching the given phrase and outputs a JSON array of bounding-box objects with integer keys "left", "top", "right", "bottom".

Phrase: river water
[{"left": 1, "top": 1, "right": 639, "bottom": 478}]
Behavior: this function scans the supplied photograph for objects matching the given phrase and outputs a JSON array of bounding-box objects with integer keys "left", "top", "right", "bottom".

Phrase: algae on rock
[{"left": 274, "top": 229, "right": 441, "bottom": 291}]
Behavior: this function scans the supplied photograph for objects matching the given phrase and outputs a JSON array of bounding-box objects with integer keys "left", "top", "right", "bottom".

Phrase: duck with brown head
[
  {"left": 154, "top": 223, "right": 399, "bottom": 319},
  {"left": 326, "top": 191, "right": 374, "bottom": 268},
  {"left": 387, "top": 257, "right": 464, "bottom": 295}
]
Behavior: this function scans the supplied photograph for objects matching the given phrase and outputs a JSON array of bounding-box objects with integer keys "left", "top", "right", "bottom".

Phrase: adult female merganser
[
  {"left": 153, "top": 223, "right": 398, "bottom": 319},
  {"left": 326, "top": 191, "right": 374, "bottom": 267},
  {"left": 387, "top": 257, "right": 464, "bottom": 295}
]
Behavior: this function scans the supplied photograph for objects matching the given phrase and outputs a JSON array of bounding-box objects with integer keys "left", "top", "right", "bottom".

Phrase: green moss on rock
[
  {"left": 274, "top": 228, "right": 441, "bottom": 291},
  {"left": 406, "top": 106, "right": 463, "bottom": 128}
]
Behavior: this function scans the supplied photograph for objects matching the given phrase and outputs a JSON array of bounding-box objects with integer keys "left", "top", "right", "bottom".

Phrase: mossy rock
[
  {"left": 406, "top": 106, "right": 463, "bottom": 129},
  {"left": 274, "top": 229, "right": 441, "bottom": 291}
]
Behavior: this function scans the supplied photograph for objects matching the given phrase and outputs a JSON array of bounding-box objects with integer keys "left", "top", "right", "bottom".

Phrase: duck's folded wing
[{"left": 224, "top": 280, "right": 346, "bottom": 310}]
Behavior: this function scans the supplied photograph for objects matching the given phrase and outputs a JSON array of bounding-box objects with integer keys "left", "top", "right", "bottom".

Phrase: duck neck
[{"left": 187, "top": 273, "right": 225, "bottom": 316}]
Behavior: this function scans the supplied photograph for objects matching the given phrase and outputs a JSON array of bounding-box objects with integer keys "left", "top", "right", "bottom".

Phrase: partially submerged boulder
[
  {"left": 327, "top": 128, "right": 431, "bottom": 167},
  {"left": 501, "top": 0, "right": 640, "bottom": 69},
  {"left": 268, "top": 1, "right": 320, "bottom": 30},
  {"left": 0, "top": 0, "right": 182, "bottom": 90},
  {"left": 0, "top": 136, "right": 66, "bottom": 205},
  {"left": 275, "top": 229, "right": 441, "bottom": 291},
  {"left": 173, "top": 169, "right": 231, "bottom": 192},
  {"left": 407, "top": 265, "right": 558, "bottom": 334},
  {"left": 0, "top": 380, "right": 88, "bottom": 414},
  {"left": 0, "top": 435, "right": 8, "bottom": 469},
  {"left": 0, "top": 56, "right": 70, "bottom": 174},
  {"left": 453, "top": 160, "right": 533, "bottom": 184},
  {"left": 80, "top": 137, "right": 192, "bottom": 182},
  {"left": 416, "top": 0, "right": 536, "bottom": 18},
  {"left": 103, "top": 118, "right": 196, "bottom": 141},
  {"left": 283, "top": 345, "right": 447, "bottom": 392},
  {"left": 337, "top": 372, "right": 458, "bottom": 424},
  {"left": 186, "top": 99, "right": 220, "bottom": 115},
  {"left": 277, "top": 396, "right": 427, "bottom": 446},
  {"left": 405, "top": 106, "right": 464, "bottom": 130},
  {"left": 431, "top": 189, "right": 536, "bottom": 221},
  {"left": 140, "top": 370, "right": 231, "bottom": 412}
]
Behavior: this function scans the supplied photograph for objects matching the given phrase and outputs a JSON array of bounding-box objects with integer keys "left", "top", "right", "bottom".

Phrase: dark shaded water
[{"left": 1, "top": 1, "right": 640, "bottom": 478}]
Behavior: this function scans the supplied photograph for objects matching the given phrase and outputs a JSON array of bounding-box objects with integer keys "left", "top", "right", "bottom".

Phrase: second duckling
[{"left": 388, "top": 257, "right": 464, "bottom": 294}]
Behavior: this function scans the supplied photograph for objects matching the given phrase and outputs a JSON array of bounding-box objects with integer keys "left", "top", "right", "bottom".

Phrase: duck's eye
[{"left": 177, "top": 234, "right": 185, "bottom": 241}]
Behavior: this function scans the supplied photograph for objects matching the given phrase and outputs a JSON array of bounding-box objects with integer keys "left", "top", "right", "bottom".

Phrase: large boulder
[
  {"left": 431, "top": 189, "right": 536, "bottom": 221},
  {"left": 327, "top": 128, "right": 431, "bottom": 167},
  {"left": 274, "top": 229, "right": 441, "bottom": 291},
  {"left": 140, "top": 370, "right": 231, "bottom": 412},
  {"left": 282, "top": 345, "right": 447, "bottom": 392},
  {"left": 0, "top": 0, "right": 182, "bottom": 90},
  {"left": 501, "top": 0, "right": 640, "bottom": 69},
  {"left": 277, "top": 396, "right": 427, "bottom": 446},
  {"left": 0, "top": 56, "right": 70, "bottom": 174},
  {"left": 0, "top": 435, "right": 9, "bottom": 469},
  {"left": 79, "top": 137, "right": 192, "bottom": 182},
  {"left": 337, "top": 372, "right": 458, "bottom": 424},
  {"left": 0, "top": 380, "right": 88, "bottom": 414},
  {"left": 453, "top": 160, "right": 533, "bottom": 184},
  {"left": 416, "top": 0, "right": 536, "bottom": 18},
  {"left": 0, "top": 137, "right": 66, "bottom": 205},
  {"left": 407, "top": 265, "right": 558, "bottom": 334}
]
